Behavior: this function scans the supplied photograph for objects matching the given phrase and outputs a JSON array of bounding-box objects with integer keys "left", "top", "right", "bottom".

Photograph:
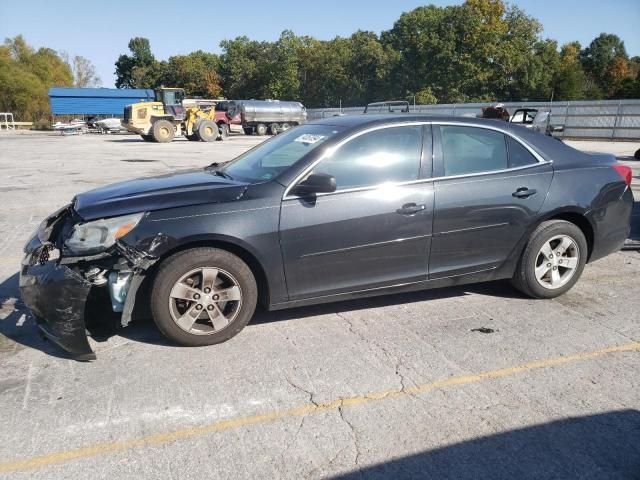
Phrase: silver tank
[{"left": 230, "top": 100, "right": 307, "bottom": 126}]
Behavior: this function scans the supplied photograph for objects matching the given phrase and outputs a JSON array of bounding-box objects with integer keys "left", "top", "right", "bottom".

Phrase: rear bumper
[
  {"left": 20, "top": 249, "right": 95, "bottom": 360},
  {"left": 589, "top": 187, "right": 634, "bottom": 262}
]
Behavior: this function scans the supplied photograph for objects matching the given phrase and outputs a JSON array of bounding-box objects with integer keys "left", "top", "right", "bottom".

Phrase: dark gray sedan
[{"left": 20, "top": 115, "right": 634, "bottom": 359}]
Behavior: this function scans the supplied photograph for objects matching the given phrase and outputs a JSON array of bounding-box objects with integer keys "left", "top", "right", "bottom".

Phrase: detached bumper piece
[{"left": 20, "top": 258, "right": 95, "bottom": 360}]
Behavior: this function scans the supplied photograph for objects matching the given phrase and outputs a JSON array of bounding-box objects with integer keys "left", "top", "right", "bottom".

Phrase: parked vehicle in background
[
  {"left": 528, "top": 110, "right": 564, "bottom": 137},
  {"left": 364, "top": 101, "right": 410, "bottom": 114},
  {"left": 52, "top": 119, "right": 87, "bottom": 135},
  {"left": 94, "top": 118, "right": 125, "bottom": 134},
  {"left": 214, "top": 101, "right": 242, "bottom": 136},
  {"left": 482, "top": 105, "right": 563, "bottom": 137},
  {"left": 480, "top": 104, "right": 511, "bottom": 121},
  {"left": 121, "top": 88, "right": 223, "bottom": 143},
  {"left": 182, "top": 99, "right": 242, "bottom": 138},
  {"left": 20, "top": 115, "right": 633, "bottom": 359},
  {"left": 509, "top": 108, "right": 538, "bottom": 125},
  {"left": 227, "top": 100, "right": 306, "bottom": 136}
]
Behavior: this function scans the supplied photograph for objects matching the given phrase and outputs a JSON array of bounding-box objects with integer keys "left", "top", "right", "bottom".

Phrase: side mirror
[{"left": 292, "top": 173, "right": 337, "bottom": 196}]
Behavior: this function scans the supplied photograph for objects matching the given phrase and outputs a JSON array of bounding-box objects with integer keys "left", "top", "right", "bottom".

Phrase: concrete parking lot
[{"left": 0, "top": 131, "right": 639, "bottom": 479}]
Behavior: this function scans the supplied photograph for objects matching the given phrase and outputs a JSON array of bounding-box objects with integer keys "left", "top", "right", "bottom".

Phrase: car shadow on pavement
[
  {"left": 330, "top": 410, "right": 640, "bottom": 480},
  {"left": 251, "top": 280, "right": 524, "bottom": 326},
  {"left": 0, "top": 269, "right": 525, "bottom": 357}
]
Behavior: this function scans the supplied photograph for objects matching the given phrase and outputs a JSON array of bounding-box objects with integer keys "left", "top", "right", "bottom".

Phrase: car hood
[{"left": 74, "top": 169, "right": 248, "bottom": 220}]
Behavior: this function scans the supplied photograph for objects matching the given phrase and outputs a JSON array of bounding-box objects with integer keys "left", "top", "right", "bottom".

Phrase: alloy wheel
[
  {"left": 534, "top": 234, "right": 580, "bottom": 290},
  {"left": 168, "top": 267, "right": 243, "bottom": 334}
]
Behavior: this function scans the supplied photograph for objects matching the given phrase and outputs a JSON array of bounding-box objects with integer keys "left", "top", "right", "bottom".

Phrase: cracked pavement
[{"left": 0, "top": 132, "right": 639, "bottom": 479}]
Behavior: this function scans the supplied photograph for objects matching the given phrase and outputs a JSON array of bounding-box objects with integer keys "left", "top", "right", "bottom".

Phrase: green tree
[
  {"left": 219, "top": 36, "right": 264, "bottom": 99},
  {"left": 381, "top": 0, "right": 544, "bottom": 103},
  {"left": 160, "top": 51, "right": 222, "bottom": 97},
  {"left": 264, "top": 30, "right": 302, "bottom": 99},
  {"left": 414, "top": 87, "right": 437, "bottom": 104},
  {"left": 115, "top": 37, "right": 159, "bottom": 88},
  {"left": 552, "top": 42, "right": 587, "bottom": 100},
  {"left": 580, "top": 33, "right": 630, "bottom": 96},
  {"left": 0, "top": 35, "right": 72, "bottom": 121}
]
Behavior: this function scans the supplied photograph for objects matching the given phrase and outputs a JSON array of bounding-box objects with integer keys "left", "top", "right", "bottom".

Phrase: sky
[{"left": 1, "top": 0, "right": 638, "bottom": 87}]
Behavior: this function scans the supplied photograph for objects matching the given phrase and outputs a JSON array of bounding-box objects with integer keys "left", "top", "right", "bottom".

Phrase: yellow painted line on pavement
[{"left": 1, "top": 341, "right": 638, "bottom": 473}]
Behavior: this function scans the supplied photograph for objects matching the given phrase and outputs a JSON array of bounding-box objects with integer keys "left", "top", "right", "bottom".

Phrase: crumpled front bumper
[
  {"left": 19, "top": 205, "right": 160, "bottom": 360},
  {"left": 20, "top": 245, "right": 96, "bottom": 360}
]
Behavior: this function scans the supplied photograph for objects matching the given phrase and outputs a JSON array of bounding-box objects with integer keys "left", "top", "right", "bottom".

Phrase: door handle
[
  {"left": 512, "top": 187, "right": 538, "bottom": 198},
  {"left": 396, "top": 203, "right": 426, "bottom": 215}
]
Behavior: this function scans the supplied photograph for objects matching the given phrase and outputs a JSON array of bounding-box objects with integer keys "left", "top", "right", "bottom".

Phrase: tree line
[
  {"left": 116, "top": 0, "right": 640, "bottom": 108},
  {"left": 2, "top": 0, "right": 639, "bottom": 121},
  {"left": 0, "top": 35, "right": 100, "bottom": 121}
]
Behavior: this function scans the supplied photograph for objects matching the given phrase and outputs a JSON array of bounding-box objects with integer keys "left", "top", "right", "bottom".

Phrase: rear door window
[{"left": 440, "top": 126, "right": 508, "bottom": 176}]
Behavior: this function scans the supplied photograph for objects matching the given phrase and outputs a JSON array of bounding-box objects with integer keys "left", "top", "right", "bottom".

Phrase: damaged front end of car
[{"left": 19, "top": 204, "right": 159, "bottom": 360}]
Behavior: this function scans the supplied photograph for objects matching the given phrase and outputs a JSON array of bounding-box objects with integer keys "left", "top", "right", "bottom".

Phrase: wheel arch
[
  {"left": 149, "top": 237, "right": 271, "bottom": 307},
  {"left": 538, "top": 208, "right": 595, "bottom": 261},
  {"left": 500, "top": 207, "right": 596, "bottom": 280}
]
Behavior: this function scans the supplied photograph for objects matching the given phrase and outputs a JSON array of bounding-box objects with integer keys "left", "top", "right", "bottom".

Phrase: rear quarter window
[{"left": 507, "top": 136, "right": 538, "bottom": 168}]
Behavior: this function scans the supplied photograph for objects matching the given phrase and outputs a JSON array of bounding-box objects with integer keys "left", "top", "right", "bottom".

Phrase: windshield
[{"left": 219, "top": 125, "right": 341, "bottom": 182}]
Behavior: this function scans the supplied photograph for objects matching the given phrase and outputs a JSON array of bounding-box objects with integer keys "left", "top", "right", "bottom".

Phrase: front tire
[
  {"left": 151, "top": 248, "right": 258, "bottom": 346},
  {"left": 152, "top": 120, "right": 175, "bottom": 143},
  {"left": 511, "top": 220, "right": 587, "bottom": 299},
  {"left": 197, "top": 120, "right": 218, "bottom": 142}
]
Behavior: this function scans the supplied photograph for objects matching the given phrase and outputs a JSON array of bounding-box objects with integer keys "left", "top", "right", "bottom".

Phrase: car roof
[
  {"left": 308, "top": 113, "right": 586, "bottom": 165},
  {"left": 309, "top": 113, "right": 511, "bottom": 130}
]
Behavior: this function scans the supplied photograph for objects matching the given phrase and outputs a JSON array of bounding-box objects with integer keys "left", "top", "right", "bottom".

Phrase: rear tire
[
  {"left": 151, "top": 248, "right": 258, "bottom": 347},
  {"left": 152, "top": 120, "right": 175, "bottom": 143},
  {"left": 511, "top": 220, "right": 587, "bottom": 299},
  {"left": 256, "top": 123, "right": 267, "bottom": 136},
  {"left": 197, "top": 120, "right": 218, "bottom": 142},
  {"left": 280, "top": 123, "right": 291, "bottom": 132},
  {"left": 269, "top": 123, "right": 279, "bottom": 135}
]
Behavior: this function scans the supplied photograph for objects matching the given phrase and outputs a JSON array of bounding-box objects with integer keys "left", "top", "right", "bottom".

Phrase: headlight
[{"left": 65, "top": 213, "right": 144, "bottom": 254}]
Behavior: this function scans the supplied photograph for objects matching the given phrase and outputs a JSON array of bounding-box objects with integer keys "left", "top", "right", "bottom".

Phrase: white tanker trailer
[{"left": 227, "top": 99, "right": 307, "bottom": 136}]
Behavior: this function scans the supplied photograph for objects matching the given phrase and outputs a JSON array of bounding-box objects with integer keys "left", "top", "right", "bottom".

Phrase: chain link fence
[{"left": 307, "top": 99, "right": 640, "bottom": 141}]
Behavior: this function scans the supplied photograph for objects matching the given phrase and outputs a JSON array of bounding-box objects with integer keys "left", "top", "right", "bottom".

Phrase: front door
[{"left": 279, "top": 124, "right": 434, "bottom": 300}]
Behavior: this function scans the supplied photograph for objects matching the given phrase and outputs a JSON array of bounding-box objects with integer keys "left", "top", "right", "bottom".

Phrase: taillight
[{"left": 612, "top": 165, "right": 632, "bottom": 187}]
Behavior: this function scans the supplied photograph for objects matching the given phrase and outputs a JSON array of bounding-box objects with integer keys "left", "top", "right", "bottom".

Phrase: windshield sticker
[{"left": 294, "top": 134, "right": 325, "bottom": 144}]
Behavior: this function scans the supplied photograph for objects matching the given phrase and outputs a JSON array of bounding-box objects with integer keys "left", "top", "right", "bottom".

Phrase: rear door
[
  {"left": 429, "top": 124, "right": 553, "bottom": 278},
  {"left": 279, "top": 124, "right": 434, "bottom": 300}
]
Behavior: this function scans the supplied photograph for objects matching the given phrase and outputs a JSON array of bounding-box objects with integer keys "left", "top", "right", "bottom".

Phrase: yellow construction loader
[{"left": 121, "top": 87, "right": 221, "bottom": 143}]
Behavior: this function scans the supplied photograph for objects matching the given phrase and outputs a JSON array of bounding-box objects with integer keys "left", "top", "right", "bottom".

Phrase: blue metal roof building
[{"left": 48, "top": 88, "right": 155, "bottom": 116}]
